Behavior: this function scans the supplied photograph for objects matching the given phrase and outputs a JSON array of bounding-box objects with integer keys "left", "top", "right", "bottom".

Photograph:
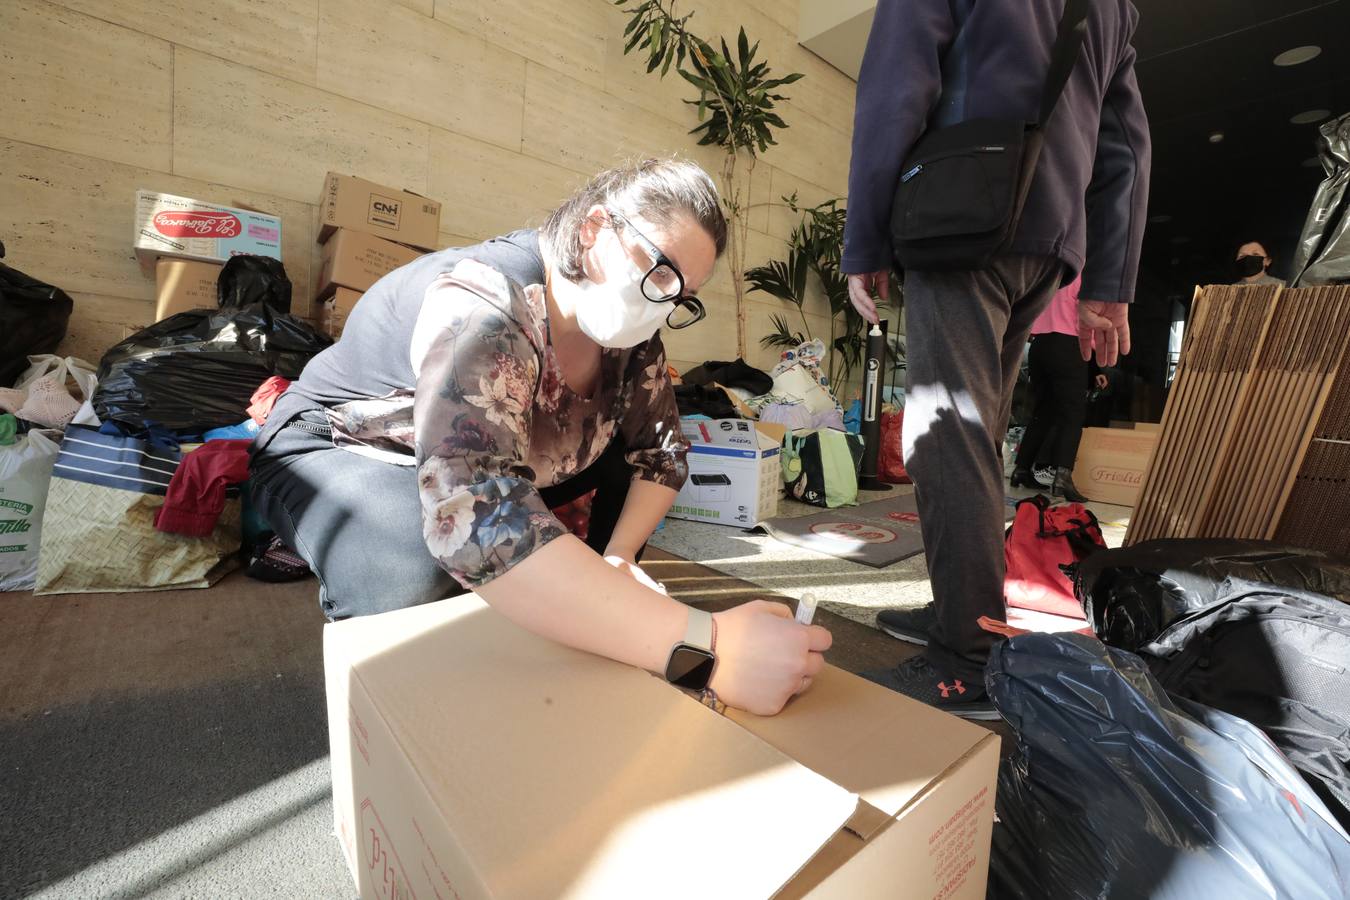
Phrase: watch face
[{"left": 666, "top": 645, "right": 716, "bottom": 691}]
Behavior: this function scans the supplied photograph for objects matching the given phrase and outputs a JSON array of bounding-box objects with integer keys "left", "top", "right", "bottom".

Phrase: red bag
[
  {"left": 879, "top": 409, "right": 911, "bottom": 484},
  {"left": 1004, "top": 494, "right": 1105, "bottom": 619}
]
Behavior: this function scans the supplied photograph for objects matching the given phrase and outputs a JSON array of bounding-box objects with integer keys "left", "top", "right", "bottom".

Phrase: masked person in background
[
  {"left": 250, "top": 158, "right": 830, "bottom": 716},
  {"left": 1234, "top": 240, "right": 1285, "bottom": 286}
]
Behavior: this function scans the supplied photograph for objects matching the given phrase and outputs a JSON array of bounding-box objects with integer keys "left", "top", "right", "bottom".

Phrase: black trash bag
[
  {"left": 0, "top": 240, "right": 75, "bottom": 387},
  {"left": 1292, "top": 112, "right": 1350, "bottom": 286},
  {"left": 987, "top": 632, "right": 1350, "bottom": 900},
  {"left": 94, "top": 257, "right": 329, "bottom": 432},
  {"left": 1073, "top": 538, "right": 1350, "bottom": 651},
  {"left": 216, "top": 254, "right": 292, "bottom": 313}
]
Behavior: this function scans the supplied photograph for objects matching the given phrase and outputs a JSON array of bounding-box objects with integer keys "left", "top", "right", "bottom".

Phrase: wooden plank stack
[{"left": 1127, "top": 284, "right": 1350, "bottom": 547}]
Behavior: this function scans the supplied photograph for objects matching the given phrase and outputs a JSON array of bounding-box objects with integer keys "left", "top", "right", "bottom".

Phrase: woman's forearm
[
  {"left": 604, "top": 479, "right": 678, "bottom": 560},
  {"left": 474, "top": 533, "right": 687, "bottom": 674}
]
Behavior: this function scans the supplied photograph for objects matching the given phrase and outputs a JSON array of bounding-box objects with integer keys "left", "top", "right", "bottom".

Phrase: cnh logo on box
[
  {"left": 153, "top": 210, "right": 242, "bottom": 238},
  {"left": 368, "top": 193, "right": 402, "bottom": 228}
]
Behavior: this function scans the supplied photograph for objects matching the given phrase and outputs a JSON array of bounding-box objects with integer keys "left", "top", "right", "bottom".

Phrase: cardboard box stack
[
  {"left": 326, "top": 597, "right": 1000, "bottom": 900},
  {"left": 134, "top": 190, "right": 285, "bottom": 322},
  {"left": 314, "top": 173, "right": 442, "bottom": 339}
]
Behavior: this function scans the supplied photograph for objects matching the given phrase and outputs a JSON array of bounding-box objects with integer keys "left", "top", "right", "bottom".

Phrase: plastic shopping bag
[
  {"left": 0, "top": 428, "right": 61, "bottom": 591},
  {"left": 0, "top": 355, "right": 99, "bottom": 429}
]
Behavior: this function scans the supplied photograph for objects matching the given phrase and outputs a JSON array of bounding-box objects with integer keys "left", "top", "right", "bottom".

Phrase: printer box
[
  {"left": 325, "top": 597, "right": 999, "bottom": 900},
  {"left": 669, "top": 419, "right": 782, "bottom": 526}
]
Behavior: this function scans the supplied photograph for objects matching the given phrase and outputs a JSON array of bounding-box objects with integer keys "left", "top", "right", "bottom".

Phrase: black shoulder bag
[{"left": 890, "top": 0, "right": 1090, "bottom": 271}]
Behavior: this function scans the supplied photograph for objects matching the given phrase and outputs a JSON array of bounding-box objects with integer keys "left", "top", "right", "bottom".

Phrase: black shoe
[
  {"left": 1053, "top": 467, "right": 1088, "bottom": 503},
  {"left": 1009, "top": 467, "right": 1036, "bottom": 488},
  {"left": 861, "top": 657, "right": 1000, "bottom": 720},
  {"left": 1032, "top": 464, "right": 1056, "bottom": 488},
  {"left": 876, "top": 605, "right": 936, "bottom": 646}
]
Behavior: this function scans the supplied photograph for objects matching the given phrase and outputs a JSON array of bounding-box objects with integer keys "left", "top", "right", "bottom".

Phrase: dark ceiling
[{"left": 1131, "top": 0, "right": 1350, "bottom": 294}]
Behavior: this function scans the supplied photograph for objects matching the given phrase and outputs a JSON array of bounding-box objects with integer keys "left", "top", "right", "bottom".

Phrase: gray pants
[
  {"left": 249, "top": 415, "right": 638, "bottom": 620},
  {"left": 902, "top": 255, "right": 1065, "bottom": 682}
]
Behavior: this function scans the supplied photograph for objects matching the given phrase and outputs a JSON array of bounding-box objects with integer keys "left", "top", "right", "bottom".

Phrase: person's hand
[
  {"left": 1094, "top": 373, "right": 1109, "bottom": 390},
  {"left": 847, "top": 270, "right": 891, "bottom": 326},
  {"left": 709, "top": 600, "right": 832, "bottom": 715},
  {"left": 1077, "top": 300, "right": 1131, "bottom": 367},
  {"left": 602, "top": 554, "right": 666, "bottom": 594}
]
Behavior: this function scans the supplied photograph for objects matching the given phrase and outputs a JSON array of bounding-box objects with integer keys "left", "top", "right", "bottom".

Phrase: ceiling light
[
  {"left": 1291, "top": 109, "right": 1331, "bottom": 124},
  {"left": 1273, "top": 46, "right": 1321, "bottom": 67},
  {"left": 1208, "top": 131, "right": 1225, "bottom": 143},
  {"left": 1149, "top": 214, "right": 1172, "bottom": 224}
]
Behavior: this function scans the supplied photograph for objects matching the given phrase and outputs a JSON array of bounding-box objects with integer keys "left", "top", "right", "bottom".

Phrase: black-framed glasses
[{"left": 607, "top": 209, "right": 706, "bottom": 329}]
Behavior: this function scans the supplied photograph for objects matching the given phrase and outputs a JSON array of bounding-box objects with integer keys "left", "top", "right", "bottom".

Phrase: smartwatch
[{"left": 664, "top": 608, "right": 717, "bottom": 691}]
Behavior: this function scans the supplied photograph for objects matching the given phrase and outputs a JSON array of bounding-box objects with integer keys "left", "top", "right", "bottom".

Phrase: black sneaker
[
  {"left": 875, "top": 605, "right": 936, "bottom": 646},
  {"left": 1032, "top": 464, "right": 1055, "bottom": 488},
  {"left": 860, "top": 656, "right": 1000, "bottom": 720}
]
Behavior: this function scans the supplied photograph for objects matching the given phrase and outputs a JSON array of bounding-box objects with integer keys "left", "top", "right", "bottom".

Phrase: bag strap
[{"left": 1036, "top": 0, "right": 1091, "bottom": 128}]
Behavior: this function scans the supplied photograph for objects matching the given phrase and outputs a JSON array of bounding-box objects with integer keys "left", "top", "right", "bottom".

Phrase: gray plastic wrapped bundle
[
  {"left": 1292, "top": 112, "right": 1350, "bottom": 286},
  {"left": 987, "top": 632, "right": 1350, "bottom": 899}
]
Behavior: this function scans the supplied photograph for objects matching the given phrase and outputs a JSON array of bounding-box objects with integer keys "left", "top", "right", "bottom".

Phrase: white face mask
[{"left": 573, "top": 230, "right": 670, "bottom": 349}]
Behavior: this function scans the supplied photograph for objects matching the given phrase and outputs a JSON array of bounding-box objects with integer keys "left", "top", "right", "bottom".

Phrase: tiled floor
[{"left": 652, "top": 482, "right": 1132, "bottom": 629}]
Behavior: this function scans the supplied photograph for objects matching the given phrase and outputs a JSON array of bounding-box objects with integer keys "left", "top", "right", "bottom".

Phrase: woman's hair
[{"left": 541, "top": 157, "right": 728, "bottom": 281}]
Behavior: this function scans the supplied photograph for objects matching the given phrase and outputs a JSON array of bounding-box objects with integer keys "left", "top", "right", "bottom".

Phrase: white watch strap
[{"left": 683, "top": 608, "right": 714, "bottom": 652}]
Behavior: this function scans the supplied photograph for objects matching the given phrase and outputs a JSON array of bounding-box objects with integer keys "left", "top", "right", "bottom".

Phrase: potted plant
[
  {"left": 613, "top": 1, "right": 804, "bottom": 356},
  {"left": 747, "top": 195, "right": 903, "bottom": 392}
]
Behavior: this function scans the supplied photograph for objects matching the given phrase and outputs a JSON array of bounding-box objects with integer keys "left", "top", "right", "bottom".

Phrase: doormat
[{"left": 752, "top": 492, "right": 926, "bottom": 568}]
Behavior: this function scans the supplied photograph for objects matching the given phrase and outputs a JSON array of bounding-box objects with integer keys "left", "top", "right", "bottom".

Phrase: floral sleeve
[
  {"left": 412, "top": 263, "right": 566, "bottom": 589},
  {"left": 620, "top": 336, "right": 690, "bottom": 491}
]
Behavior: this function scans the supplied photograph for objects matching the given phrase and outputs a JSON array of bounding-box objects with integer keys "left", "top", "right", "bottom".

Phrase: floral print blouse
[{"left": 327, "top": 259, "right": 688, "bottom": 589}]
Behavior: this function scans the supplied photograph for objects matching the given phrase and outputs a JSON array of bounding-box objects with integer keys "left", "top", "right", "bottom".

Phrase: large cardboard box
[
  {"left": 153, "top": 258, "right": 223, "bottom": 320},
  {"left": 326, "top": 598, "right": 999, "bottom": 900},
  {"left": 669, "top": 419, "right": 782, "bottom": 526},
  {"left": 134, "top": 190, "right": 282, "bottom": 273},
  {"left": 317, "top": 228, "right": 421, "bottom": 298},
  {"left": 319, "top": 172, "right": 442, "bottom": 251},
  {"left": 1072, "top": 425, "right": 1160, "bottom": 506},
  {"left": 317, "top": 287, "right": 363, "bottom": 339}
]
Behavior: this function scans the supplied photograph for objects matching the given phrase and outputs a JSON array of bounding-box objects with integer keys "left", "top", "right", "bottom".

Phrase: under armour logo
[{"left": 938, "top": 680, "right": 966, "bottom": 698}]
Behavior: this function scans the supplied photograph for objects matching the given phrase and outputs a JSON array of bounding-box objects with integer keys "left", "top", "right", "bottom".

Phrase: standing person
[
  {"left": 1010, "top": 274, "right": 1093, "bottom": 502},
  {"left": 250, "top": 158, "right": 830, "bottom": 717},
  {"left": 842, "top": 0, "right": 1150, "bottom": 717},
  {"left": 1233, "top": 240, "right": 1284, "bottom": 286}
]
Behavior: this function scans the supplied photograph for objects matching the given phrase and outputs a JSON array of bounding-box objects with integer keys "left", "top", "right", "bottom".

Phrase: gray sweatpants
[{"left": 901, "top": 255, "right": 1065, "bottom": 682}]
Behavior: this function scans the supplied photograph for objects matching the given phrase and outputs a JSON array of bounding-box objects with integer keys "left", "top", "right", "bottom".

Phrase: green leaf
[
  {"left": 762, "top": 112, "right": 788, "bottom": 129},
  {"left": 737, "top": 27, "right": 750, "bottom": 71},
  {"left": 678, "top": 68, "right": 715, "bottom": 93},
  {"left": 623, "top": 14, "right": 641, "bottom": 37}
]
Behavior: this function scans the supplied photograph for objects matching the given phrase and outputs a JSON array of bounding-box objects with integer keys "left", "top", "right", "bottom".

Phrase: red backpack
[{"left": 1004, "top": 495, "right": 1106, "bottom": 620}]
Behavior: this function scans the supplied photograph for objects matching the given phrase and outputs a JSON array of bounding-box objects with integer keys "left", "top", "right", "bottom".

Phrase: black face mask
[{"left": 1236, "top": 255, "right": 1266, "bottom": 278}]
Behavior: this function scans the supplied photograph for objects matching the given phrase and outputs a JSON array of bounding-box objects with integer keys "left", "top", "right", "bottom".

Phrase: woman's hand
[
  {"left": 710, "top": 600, "right": 832, "bottom": 716},
  {"left": 603, "top": 554, "right": 667, "bottom": 595}
]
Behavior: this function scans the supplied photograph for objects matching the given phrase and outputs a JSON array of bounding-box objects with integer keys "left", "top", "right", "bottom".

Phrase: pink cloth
[{"left": 1030, "top": 275, "right": 1081, "bottom": 337}]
